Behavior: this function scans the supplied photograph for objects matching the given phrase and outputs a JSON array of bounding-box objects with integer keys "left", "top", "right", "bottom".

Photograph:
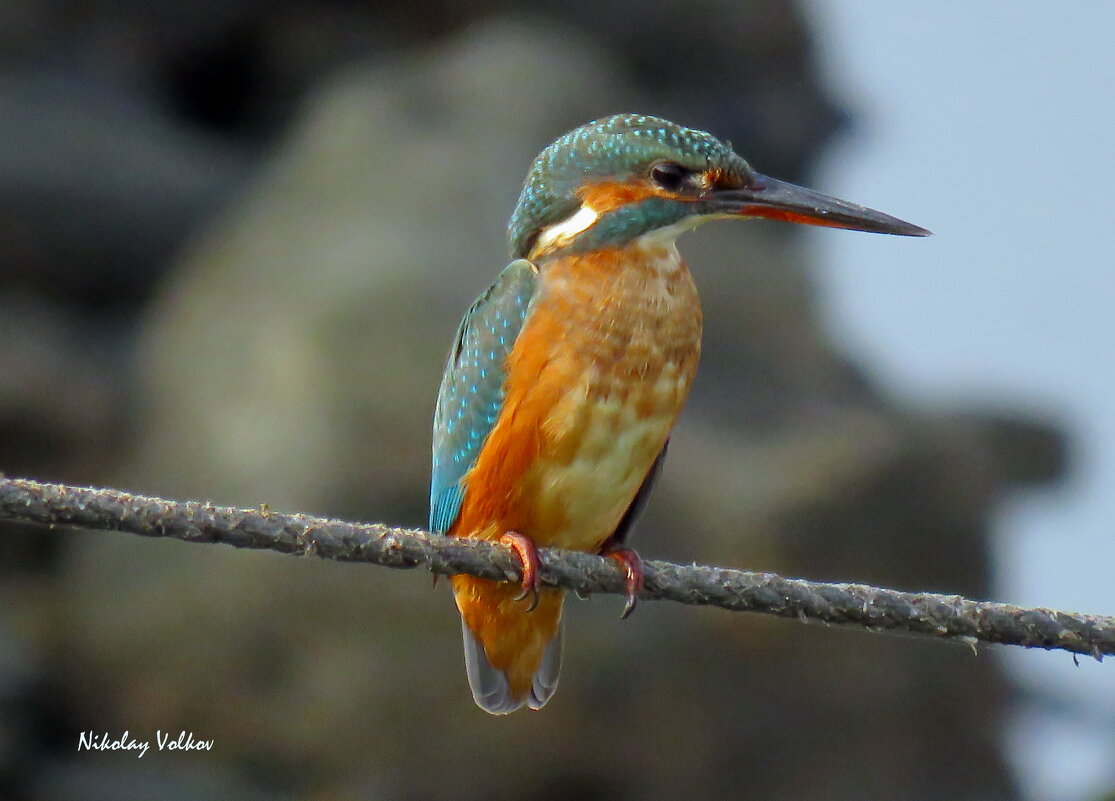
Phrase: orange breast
[{"left": 451, "top": 243, "right": 702, "bottom": 553}]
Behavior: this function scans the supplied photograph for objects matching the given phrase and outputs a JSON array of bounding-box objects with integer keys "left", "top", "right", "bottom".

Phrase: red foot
[
  {"left": 500, "top": 532, "right": 542, "bottom": 612},
  {"left": 605, "top": 547, "right": 644, "bottom": 619}
]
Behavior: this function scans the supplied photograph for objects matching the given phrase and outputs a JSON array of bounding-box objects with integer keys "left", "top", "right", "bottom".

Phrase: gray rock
[{"left": 0, "top": 71, "right": 250, "bottom": 304}]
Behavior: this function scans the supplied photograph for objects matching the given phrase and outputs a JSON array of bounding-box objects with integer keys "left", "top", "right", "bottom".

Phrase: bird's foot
[
  {"left": 500, "top": 531, "right": 542, "bottom": 612},
  {"left": 604, "top": 547, "right": 644, "bottom": 619}
]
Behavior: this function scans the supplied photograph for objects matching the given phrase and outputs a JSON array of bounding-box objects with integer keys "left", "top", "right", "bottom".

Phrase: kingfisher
[{"left": 430, "top": 113, "right": 928, "bottom": 714}]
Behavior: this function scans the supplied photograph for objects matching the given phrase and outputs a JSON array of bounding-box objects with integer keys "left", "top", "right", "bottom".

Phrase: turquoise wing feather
[{"left": 430, "top": 259, "right": 539, "bottom": 534}]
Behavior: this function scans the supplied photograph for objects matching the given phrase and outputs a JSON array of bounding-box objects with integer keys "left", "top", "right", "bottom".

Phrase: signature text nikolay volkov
[{"left": 77, "top": 730, "right": 214, "bottom": 758}]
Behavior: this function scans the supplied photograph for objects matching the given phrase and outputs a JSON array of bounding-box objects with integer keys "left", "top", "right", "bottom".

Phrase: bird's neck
[
  {"left": 532, "top": 217, "right": 697, "bottom": 274},
  {"left": 535, "top": 236, "right": 699, "bottom": 326},
  {"left": 525, "top": 193, "right": 700, "bottom": 263},
  {"left": 628, "top": 218, "right": 702, "bottom": 257}
]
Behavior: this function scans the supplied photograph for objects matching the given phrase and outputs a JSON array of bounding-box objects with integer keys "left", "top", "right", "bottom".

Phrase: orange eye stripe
[
  {"left": 577, "top": 180, "right": 671, "bottom": 213},
  {"left": 577, "top": 168, "right": 734, "bottom": 213}
]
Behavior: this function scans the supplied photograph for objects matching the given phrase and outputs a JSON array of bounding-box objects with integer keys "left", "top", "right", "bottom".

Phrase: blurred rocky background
[{"left": 0, "top": 1, "right": 1078, "bottom": 800}]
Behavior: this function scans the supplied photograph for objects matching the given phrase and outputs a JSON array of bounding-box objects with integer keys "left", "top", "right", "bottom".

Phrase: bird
[{"left": 430, "top": 113, "right": 928, "bottom": 714}]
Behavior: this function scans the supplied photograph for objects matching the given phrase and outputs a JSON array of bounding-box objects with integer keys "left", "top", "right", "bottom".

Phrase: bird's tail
[{"left": 451, "top": 575, "right": 563, "bottom": 714}]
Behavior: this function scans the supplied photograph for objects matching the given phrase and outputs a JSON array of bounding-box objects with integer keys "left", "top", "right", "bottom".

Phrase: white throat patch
[{"left": 634, "top": 216, "right": 703, "bottom": 250}]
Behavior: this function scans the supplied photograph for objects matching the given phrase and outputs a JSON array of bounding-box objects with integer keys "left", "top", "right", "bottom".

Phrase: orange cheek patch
[
  {"left": 578, "top": 180, "right": 661, "bottom": 213},
  {"left": 580, "top": 171, "right": 731, "bottom": 212}
]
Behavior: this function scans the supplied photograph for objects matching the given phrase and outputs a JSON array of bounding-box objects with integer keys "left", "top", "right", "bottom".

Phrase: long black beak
[{"left": 708, "top": 171, "right": 930, "bottom": 237}]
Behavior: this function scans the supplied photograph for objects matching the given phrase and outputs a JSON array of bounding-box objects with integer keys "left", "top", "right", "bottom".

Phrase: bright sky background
[{"left": 805, "top": 3, "right": 1115, "bottom": 800}]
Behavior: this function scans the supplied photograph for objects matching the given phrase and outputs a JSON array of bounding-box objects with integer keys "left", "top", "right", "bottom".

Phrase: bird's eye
[{"left": 650, "top": 162, "right": 689, "bottom": 192}]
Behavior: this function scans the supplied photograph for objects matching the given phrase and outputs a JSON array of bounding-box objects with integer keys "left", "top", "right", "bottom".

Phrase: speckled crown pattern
[{"left": 508, "top": 114, "right": 749, "bottom": 258}]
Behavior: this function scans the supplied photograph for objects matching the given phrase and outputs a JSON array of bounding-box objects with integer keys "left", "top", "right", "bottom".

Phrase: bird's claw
[
  {"left": 606, "top": 547, "right": 645, "bottom": 619},
  {"left": 500, "top": 532, "right": 542, "bottom": 612}
]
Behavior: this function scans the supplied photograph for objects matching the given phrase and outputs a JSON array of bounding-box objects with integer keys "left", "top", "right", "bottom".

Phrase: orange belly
[
  {"left": 450, "top": 243, "right": 702, "bottom": 551},
  {"left": 520, "top": 364, "right": 687, "bottom": 550}
]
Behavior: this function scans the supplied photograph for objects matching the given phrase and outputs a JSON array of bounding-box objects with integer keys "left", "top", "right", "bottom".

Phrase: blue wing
[{"left": 430, "top": 259, "right": 539, "bottom": 534}]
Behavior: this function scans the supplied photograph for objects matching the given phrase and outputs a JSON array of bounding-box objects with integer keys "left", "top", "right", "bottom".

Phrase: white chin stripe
[{"left": 534, "top": 204, "right": 599, "bottom": 251}]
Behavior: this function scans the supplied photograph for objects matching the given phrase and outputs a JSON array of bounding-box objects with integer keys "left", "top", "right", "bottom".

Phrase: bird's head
[{"left": 508, "top": 114, "right": 928, "bottom": 260}]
